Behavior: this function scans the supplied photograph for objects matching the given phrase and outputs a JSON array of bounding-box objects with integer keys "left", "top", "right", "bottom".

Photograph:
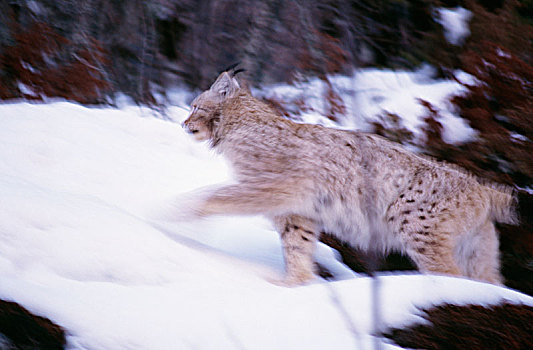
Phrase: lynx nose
[{"left": 181, "top": 121, "right": 198, "bottom": 134}]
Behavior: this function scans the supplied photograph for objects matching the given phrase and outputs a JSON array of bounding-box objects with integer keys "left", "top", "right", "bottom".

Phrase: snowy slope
[{"left": 1, "top": 71, "right": 532, "bottom": 350}]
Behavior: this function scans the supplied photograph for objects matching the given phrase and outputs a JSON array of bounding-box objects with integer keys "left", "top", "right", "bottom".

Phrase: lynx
[{"left": 181, "top": 67, "right": 517, "bottom": 285}]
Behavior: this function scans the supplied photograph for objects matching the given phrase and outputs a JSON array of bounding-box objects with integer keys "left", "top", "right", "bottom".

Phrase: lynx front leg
[
  {"left": 273, "top": 215, "right": 319, "bottom": 286},
  {"left": 189, "top": 182, "right": 297, "bottom": 218}
]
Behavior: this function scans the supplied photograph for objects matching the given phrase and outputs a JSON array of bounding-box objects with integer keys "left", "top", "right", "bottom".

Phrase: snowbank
[
  {"left": 255, "top": 66, "right": 476, "bottom": 144},
  {"left": 435, "top": 7, "right": 473, "bottom": 46}
]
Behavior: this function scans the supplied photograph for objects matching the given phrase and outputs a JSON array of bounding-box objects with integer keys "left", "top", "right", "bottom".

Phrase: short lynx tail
[{"left": 488, "top": 185, "right": 519, "bottom": 225}]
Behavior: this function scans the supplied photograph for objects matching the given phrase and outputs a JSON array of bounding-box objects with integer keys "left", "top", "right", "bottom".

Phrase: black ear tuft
[
  {"left": 220, "top": 62, "right": 241, "bottom": 74},
  {"left": 232, "top": 68, "right": 246, "bottom": 76}
]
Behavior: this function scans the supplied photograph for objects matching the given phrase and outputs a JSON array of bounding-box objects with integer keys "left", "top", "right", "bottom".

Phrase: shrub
[
  {"left": 0, "top": 19, "right": 110, "bottom": 104},
  {"left": 383, "top": 302, "right": 533, "bottom": 350},
  {"left": 0, "top": 299, "right": 66, "bottom": 350}
]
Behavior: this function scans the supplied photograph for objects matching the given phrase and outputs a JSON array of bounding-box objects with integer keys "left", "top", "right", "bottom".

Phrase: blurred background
[
  {"left": 1, "top": 1, "right": 530, "bottom": 104},
  {"left": 0, "top": 0, "right": 532, "bottom": 294}
]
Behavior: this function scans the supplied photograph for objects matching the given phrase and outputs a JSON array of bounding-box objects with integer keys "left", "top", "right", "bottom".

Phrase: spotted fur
[{"left": 182, "top": 70, "right": 517, "bottom": 285}]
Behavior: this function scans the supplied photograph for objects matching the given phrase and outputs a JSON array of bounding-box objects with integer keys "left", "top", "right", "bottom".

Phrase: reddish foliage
[
  {"left": 420, "top": 44, "right": 533, "bottom": 187},
  {"left": 0, "top": 299, "right": 66, "bottom": 349},
  {"left": 318, "top": 32, "right": 347, "bottom": 74},
  {"left": 383, "top": 302, "right": 533, "bottom": 350},
  {"left": 419, "top": 99, "right": 446, "bottom": 150},
  {"left": 435, "top": 2, "right": 533, "bottom": 187},
  {"left": 466, "top": 0, "right": 533, "bottom": 67},
  {"left": 415, "top": 1, "right": 533, "bottom": 186},
  {"left": 0, "top": 19, "right": 110, "bottom": 104},
  {"left": 371, "top": 112, "right": 414, "bottom": 145},
  {"left": 450, "top": 42, "right": 533, "bottom": 186},
  {"left": 0, "top": 21, "right": 67, "bottom": 100},
  {"left": 297, "top": 29, "right": 347, "bottom": 78},
  {"left": 323, "top": 78, "right": 346, "bottom": 122}
]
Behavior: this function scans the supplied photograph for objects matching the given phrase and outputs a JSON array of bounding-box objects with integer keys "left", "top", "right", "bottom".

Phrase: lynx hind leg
[
  {"left": 398, "top": 214, "right": 503, "bottom": 284},
  {"left": 403, "top": 231, "right": 463, "bottom": 278},
  {"left": 392, "top": 209, "right": 463, "bottom": 278},
  {"left": 273, "top": 215, "right": 319, "bottom": 286},
  {"left": 459, "top": 220, "right": 503, "bottom": 285}
]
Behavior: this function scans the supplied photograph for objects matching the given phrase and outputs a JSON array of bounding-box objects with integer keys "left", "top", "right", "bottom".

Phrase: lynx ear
[{"left": 210, "top": 72, "right": 240, "bottom": 98}]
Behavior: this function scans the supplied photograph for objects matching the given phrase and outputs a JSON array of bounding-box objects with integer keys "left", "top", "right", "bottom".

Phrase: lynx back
[{"left": 181, "top": 67, "right": 517, "bottom": 286}]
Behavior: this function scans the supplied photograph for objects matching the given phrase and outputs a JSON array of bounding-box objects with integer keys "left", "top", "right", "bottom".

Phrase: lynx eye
[{"left": 189, "top": 105, "right": 198, "bottom": 115}]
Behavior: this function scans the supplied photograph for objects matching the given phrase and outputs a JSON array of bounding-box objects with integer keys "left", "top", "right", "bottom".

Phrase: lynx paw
[
  {"left": 149, "top": 192, "right": 208, "bottom": 222},
  {"left": 268, "top": 272, "right": 317, "bottom": 287}
]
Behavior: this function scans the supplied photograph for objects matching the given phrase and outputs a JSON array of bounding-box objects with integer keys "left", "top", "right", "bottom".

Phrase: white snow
[
  {"left": 0, "top": 70, "right": 531, "bottom": 350},
  {"left": 435, "top": 7, "right": 473, "bottom": 46},
  {"left": 255, "top": 66, "right": 476, "bottom": 144}
]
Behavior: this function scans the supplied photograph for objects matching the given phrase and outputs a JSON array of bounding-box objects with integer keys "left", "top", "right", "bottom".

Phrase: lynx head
[{"left": 182, "top": 69, "right": 242, "bottom": 142}]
